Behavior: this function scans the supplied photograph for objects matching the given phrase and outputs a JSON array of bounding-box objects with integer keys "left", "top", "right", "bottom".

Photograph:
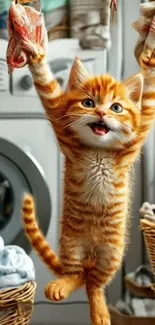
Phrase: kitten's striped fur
[{"left": 22, "top": 53, "right": 155, "bottom": 325}]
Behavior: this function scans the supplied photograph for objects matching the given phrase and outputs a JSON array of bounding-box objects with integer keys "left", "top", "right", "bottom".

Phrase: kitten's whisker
[
  {"left": 56, "top": 113, "right": 83, "bottom": 121},
  {"left": 117, "top": 121, "right": 131, "bottom": 132},
  {"left": 121, "top": 125, "right": 132, "bottom": 133},
  {"left": 64, "top": 119, "right": 85, "bottom": 129},
  {"left": 64, "top": 115, "right": 91, "bottom": 129}
]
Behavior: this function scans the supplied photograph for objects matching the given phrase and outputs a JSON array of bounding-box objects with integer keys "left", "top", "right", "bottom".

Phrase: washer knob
[{"left": 20, "top": 75, "right": 33, "bottom": 90}]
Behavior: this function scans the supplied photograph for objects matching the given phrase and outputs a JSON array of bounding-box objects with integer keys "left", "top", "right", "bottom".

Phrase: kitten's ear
[
  {"left": 66, "top": 56, "right": 90, "bottom": 91},
  {"left": 122, "top": 73, "right": 143, "bottom": 109}
]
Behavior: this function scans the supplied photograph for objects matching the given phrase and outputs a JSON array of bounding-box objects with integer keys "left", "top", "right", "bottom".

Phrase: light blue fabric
[
  {"left": 0, "top": 11, "right": 7, "bottom": 29},
  {"left": 41, "top": 0, "right": 68, "bottom": 13},
  {"left": 0, "top": 0, "right": 10, "bottom": 14},
  {"left": 0, "top": 0, "right": 68, "bottom": 14},
  {"left": 0, "top": 237, "right": 35, "bottom": 290}
]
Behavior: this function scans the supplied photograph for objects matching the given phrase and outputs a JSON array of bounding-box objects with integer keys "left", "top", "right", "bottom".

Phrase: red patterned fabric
[{"left": 7, "top": 0, "right": 46, "bottom": 74}]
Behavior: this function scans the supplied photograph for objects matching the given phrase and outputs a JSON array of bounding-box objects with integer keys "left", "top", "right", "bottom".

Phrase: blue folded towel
[
  {"left": 0, "top": 11, "right": 7, "bottom": 29},
  {"left": 0, "top": 237, "right": 35, "bottom": 290},
  {"left": 0, "top": 1, "right": 10, "bottom": 15}
]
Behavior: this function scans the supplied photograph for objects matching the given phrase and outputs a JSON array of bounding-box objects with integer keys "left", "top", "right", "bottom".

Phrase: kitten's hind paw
[
  {"left": 90, "top": 305, "right": 111, "bottom": 325},
  {"left": 45, "top": 279, "right": 70, "bottom": 301},
  {"left": 91, "top": 314, "right": 111, "bottom": 325}
]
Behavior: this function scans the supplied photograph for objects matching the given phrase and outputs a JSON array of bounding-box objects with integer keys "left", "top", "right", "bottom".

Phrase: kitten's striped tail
[{"left": 22, "top": 194, "right": 62, "bottom": 275}]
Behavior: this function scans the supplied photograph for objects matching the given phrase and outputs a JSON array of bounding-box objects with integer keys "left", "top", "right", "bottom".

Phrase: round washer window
[
  {"left": 0, "top": 138, "right": 51, "bottom": 253},
  {"left": 0, "top": 173, "right": 14, "bottom": 230}
]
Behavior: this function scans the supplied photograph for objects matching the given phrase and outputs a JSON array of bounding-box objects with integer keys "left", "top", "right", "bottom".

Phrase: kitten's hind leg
[
  {"left": 86, "top": 244, "right": 123, "bottom": 325},
  {"left": 45, "top": 273, "right": 85, "bottom": 301},
  {"left": 86, "top": 271, "right": 111, "bottom": 325},
  {"left": 45, "top": 236, "right": 85, "bottom": 301}
]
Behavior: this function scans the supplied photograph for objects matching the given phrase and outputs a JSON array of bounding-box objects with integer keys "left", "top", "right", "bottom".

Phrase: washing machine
[{"left": 0, "top": 38, "right": 110, "bottom": 324}]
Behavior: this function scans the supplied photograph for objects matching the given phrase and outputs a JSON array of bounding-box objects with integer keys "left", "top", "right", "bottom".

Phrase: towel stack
[
  {"left": 116, "top": 266, "right": 155, "bottom": 317},
  {"left": 70, "top": 0, "right": 116, "bottom": 50},
  {"left": 0, "top": 236, "right": 35, "bottom": 290},
  {"left": 140, "top": 202, "right": 155, "bottom": 223}
]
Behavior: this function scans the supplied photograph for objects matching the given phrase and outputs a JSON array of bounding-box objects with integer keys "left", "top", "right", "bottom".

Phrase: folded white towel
[
  {"left": 139, "top": 202, "right": 155, "bottom": 223},
  {"left": 0, "top": 237, "right": 35, "bottom": 290}
]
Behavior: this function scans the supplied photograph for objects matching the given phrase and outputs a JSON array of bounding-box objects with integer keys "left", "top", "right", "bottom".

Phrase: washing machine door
[{"left": 0, "top": 138, "right": 51, "bottom": 253}]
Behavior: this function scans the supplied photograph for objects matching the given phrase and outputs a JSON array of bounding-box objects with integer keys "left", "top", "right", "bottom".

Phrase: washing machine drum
[{"left": 0, "top": 138, "right": 51, "bottom": 253}]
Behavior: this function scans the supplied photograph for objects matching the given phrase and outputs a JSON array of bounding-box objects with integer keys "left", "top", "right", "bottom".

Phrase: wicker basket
[
  {"left": 0, "top": 281, "right": 36, "bottom": 325},
  {"left": 109, "top": 305, "right": 155, "bottom": 325},
  {"left": 140, "top": 218, "right": 155, "bottom": 292}
]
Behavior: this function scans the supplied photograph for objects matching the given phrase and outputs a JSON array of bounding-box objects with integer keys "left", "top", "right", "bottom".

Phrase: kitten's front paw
[
  {"left": 45, "top": 279, "right": 70, "bottom": 301},
  {"left": 140, "top": 46, "right": 155, "bottom": 69}
]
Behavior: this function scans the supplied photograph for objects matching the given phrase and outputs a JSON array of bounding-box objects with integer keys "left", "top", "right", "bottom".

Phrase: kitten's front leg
[
  {"left": 117, "top": 51, "right": 155, "bottom": 169},
  {"left": 8, "top": 2, "right": 65, "bottom": 142},
  {"left": 29, "top": 58, "right": 63, "bottom": 122},
  {"left": 29, "top": 59, "right": 77, "bottom": 157}
]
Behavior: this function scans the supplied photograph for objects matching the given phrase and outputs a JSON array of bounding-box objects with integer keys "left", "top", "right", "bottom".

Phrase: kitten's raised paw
[{"left": 45, "top": 279, "right": 70, "bottom": 301}]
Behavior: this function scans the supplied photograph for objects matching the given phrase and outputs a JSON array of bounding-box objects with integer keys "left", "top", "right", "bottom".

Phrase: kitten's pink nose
[{"left": 95, "top": 108, "right": 105, "bottom": 118}]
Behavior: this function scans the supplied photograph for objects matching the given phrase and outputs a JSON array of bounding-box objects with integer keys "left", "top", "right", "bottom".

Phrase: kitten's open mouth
[{"left": 88, "top": 121, "right": 110, "bottom": 136}]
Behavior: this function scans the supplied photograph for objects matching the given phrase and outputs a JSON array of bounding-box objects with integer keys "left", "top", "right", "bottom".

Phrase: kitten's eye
[
  {"left": 110, "top": 103, "right": 123, "bottom": 113},
  {"left": 82, "top": 99, "right": 95, "bottom": 108}
]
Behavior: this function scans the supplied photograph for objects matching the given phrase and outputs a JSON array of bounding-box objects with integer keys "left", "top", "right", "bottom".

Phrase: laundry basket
[
  {"left": 0, "top": 281, "right": 36, "bottom": 325},
  {"left": 140, "top": 218, "right": 155, "bottom": 292}
]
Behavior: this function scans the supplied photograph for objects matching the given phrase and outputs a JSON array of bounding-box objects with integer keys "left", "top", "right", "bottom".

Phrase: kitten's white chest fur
[{"left": 77, "top": 152, "right": 117, "bottom": 206}]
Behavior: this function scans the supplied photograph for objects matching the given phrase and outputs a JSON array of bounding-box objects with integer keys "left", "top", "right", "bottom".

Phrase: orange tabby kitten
[{"left": 22, "top": 51, "right": 155, "bottom": 325}]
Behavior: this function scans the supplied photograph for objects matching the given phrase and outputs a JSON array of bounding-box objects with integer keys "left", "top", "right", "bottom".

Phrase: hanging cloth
[{"left": 132, "top": 0, "right": 155, "bottom": 65}]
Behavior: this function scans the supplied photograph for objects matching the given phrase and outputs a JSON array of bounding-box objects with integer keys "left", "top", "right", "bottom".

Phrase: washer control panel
[
  {"left": 11, "top": 56, "right": 95, "bottom": 97},
  {"left": 0, "top": 39, "right": 106, "bottom": 114}
]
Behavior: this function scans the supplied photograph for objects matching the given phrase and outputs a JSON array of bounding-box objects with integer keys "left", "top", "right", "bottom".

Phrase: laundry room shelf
[{"left": 0, "top": 281, "right": 36, "bottom": 325}]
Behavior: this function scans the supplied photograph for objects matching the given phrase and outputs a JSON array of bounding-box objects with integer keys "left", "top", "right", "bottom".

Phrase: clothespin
[
  {"left": 34, "top": 0, "right": 40, "bottom": 12},
  {"left": 15, "top": 0, "right": 41, "bottom": 11}
]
